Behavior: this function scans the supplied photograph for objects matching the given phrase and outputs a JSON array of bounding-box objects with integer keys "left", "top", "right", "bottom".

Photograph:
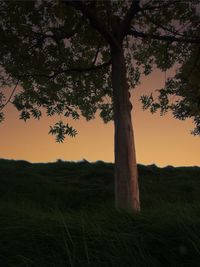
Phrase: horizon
[
  {"left": 1, "top": 68, "right": 200, "bottom": 167},
  {"left": 1, "top": 157, "right": 199, "bottom": 169}
]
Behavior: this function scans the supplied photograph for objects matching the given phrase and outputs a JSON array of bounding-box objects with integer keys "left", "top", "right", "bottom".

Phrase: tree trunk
[{"left": 111, "top": 47, "right": 140, "bottom": 211}]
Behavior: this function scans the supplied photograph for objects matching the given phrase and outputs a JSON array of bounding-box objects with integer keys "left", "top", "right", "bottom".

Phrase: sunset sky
[{"left": 1, "top": 68, "right": 199, "bottom": 167}]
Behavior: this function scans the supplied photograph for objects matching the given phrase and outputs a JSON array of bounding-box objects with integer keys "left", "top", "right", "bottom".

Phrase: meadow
[{"left": 1, "top": 158, "right": 200, "bottom": 266}]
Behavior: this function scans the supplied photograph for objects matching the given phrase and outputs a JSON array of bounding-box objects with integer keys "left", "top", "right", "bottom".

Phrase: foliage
[
  {"left": 49, "top": 121, "right": 77, "bottom": 142},
  {"left": 0, "top": 0, "right": 113, "bottom": 140},
  {"left": 141, "top": 51, "right": 200, "bottom": 134},
  {"left": 0, "top": 0, "right": 200, "bottom": 140},
  {"left": 140, "top": 10, "right": 200, "bottom": 135}
]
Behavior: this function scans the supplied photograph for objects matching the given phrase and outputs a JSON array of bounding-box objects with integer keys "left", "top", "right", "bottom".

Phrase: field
[{"left": 1, "top": 158, "right": 200, "bottom": 266}]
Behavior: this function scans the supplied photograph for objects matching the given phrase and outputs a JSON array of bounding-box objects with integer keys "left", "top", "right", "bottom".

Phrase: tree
[{"left": 0, "top": 0, "right": 200, "bottom": 211}]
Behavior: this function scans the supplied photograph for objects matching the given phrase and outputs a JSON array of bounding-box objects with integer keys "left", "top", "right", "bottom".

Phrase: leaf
[{"left": 20, "top": 110, "right": 30, "bottom": 121}]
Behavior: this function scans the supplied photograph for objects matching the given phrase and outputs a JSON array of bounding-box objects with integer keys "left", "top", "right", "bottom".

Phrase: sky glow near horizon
[{"left": 0, "top": 67, "right": 199, "bottom": 167}]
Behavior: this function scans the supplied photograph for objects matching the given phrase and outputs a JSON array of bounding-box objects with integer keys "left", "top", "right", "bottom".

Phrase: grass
[{"left": 0, "top": 159, "right": 200, "bottom": 266}]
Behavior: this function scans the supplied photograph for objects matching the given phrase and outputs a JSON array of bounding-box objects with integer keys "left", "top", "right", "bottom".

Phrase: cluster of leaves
[
  {"left": 172, "top": 46, "right": 200, "bottom": 135},
  {"left": 99, "top": 103, "right": 114, "bottom": 123},
  {"left": 141, "top": 42, "right": 200, "bottom": 135},
  {"left": 49, "top": 121, "right": 77, "bottom": 142}
]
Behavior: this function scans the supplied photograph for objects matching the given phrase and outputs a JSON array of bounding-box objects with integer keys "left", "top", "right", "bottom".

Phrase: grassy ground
[{"left": 1, "top": 159, "right": 200, "bottom": 266}]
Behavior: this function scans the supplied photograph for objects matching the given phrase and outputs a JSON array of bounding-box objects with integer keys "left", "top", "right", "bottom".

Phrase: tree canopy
[{"left": 0, "top": 0, "right": 200, "bottom": 140}]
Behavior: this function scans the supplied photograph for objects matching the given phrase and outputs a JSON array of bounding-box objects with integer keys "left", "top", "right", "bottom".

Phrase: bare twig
[
  {"left": 0, "top": 80, "right": 19, "bottom": 111},
  {"left": 92, "top": 44, "right": 101, "bottom": 66}
]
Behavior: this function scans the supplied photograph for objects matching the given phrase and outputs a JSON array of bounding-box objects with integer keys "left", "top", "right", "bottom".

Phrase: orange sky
[{"left": 0, "top": 68, "right": 199, "bottom": 167}]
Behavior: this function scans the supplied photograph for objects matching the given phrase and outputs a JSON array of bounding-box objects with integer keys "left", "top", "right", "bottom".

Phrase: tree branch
[
  {"left": 18, "top": 60, "right": 112, "bottom": 80},
  {"left": 0, "top": 80, "right": 19, "bottom": 111},
  {"left": 141, "top": 0, "right": 182, "bottom": 11},
  {"left": 63, "top": 0, "right": 120, "bottom": 50},
  {"left": 32, "top": 30, "right": 75, "bottom": 42},
  {"left": 92, "top": 45, "right": 101, "bottom": 66},
  {"left": 120, "top": 0, "right": 141, "bottom": 39},
  {"left": 51, "top": 59, "right": 112, "bottom": 78},
  {"left": 28, "top": 16, "right": 85, "bottom": 53},
  {"left": 30, "top": 26, "right": 78, "bottom": 50},
  {"left": 127, "top": 28, "right": 200, "bottom": 44},
  {"left": 141, "top": 11, "right": 188, "bottom": 38}
]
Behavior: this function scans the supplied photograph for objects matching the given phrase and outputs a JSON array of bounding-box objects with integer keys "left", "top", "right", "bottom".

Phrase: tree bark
[{"left": 111, "top": 47, "right": 140, "bottom": 211}]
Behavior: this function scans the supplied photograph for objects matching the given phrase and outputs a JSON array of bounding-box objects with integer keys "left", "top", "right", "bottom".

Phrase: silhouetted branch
[
  {"left": 29, "top": 26, "right": 78, "bottom": 51},
  {"left": 141, "top": 0, "right": 182, "bottom": 11},
  {"left": 120, "top": 0, "right": 141, "bottom": 38},
  {"left": 18, "top": 59, "right": 111, "bottom": 80},
  {"left": 51, "top": 59, "right": 111, "bottom": 78},
  {"left": 0, "top": 80, "right": 19, "bottom": 111},
  {"left": 127, "top": 28, "right": 200, "bottom": 44},
  {"left": 141, "top": 11, "right": 188, "bottom": 38},
  {"left": 92, "top": 44, "right": 101, "bottom": 66},
  {"left": 63, "top": 0, "right": 120, "bottom": 50}
]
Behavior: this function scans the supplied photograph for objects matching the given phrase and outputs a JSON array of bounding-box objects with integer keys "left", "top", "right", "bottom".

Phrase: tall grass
[{"left": 0, "top": 159, "right": 200, "bottom": 266}]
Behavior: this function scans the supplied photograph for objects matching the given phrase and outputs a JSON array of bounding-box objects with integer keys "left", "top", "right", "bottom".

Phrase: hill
[{"left": 0, "top": 159, "right": 200, "bottom": 266}]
